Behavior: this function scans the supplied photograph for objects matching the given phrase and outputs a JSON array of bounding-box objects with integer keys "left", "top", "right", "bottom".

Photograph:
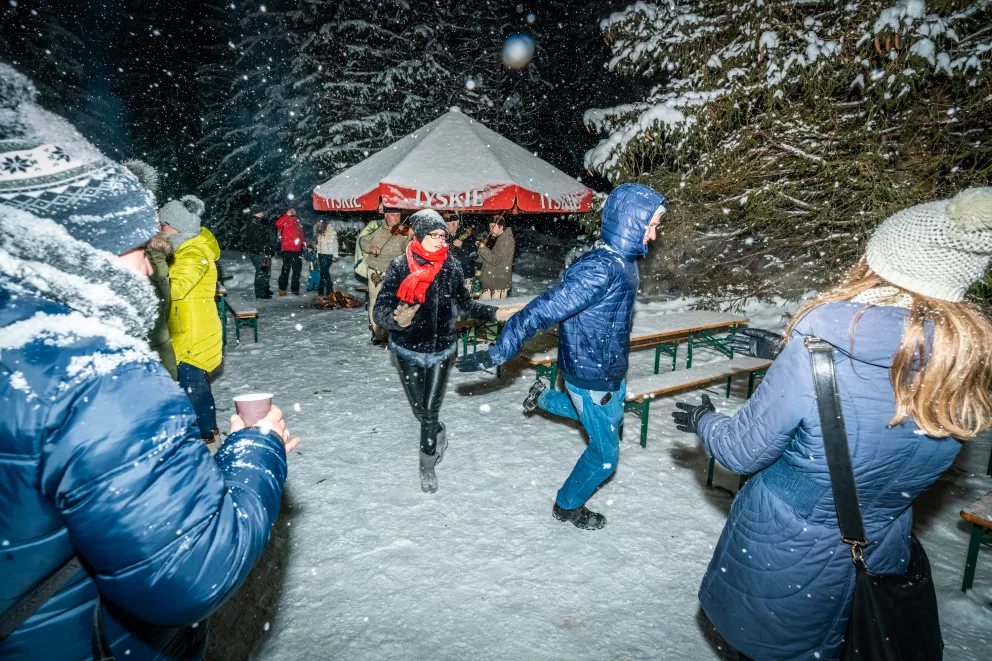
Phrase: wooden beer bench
[
  {"left": 226, "top": 300, "right": 259, "bottom": 343},
  {"left": 961, "top": 490, "right": 992, "bottom": 592},
  {"left": 623, "top": 356, "right": 772, "bottom": 450}
]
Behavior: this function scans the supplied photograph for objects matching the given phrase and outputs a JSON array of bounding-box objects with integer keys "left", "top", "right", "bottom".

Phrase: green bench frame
[{"left": 961, "top": 492, "right": 992, "bottom": 593}]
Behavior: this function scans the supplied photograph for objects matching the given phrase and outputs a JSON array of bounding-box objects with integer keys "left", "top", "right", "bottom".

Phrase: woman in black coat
[{"left": 374, "top": 210, "right": 518, "bottom": 492}]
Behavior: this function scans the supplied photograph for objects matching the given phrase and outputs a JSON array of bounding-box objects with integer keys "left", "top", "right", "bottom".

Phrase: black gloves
[
  {"left": 671, "top": 394, "right": 716, "bottom": 434},
  {"left": 455, "top": 351, "right": 495, "bottom": 373},
  {"left": 728, "top": 327, "right": 784, "bottom": 361}
]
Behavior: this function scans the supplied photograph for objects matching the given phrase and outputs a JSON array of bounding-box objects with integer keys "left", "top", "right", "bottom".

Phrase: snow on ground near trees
[{"left": 207, "top": 252, "right": 992, "bottom": 661}]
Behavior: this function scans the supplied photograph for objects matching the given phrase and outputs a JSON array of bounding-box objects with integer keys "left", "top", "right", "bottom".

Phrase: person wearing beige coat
[
  {"left": 358, "top": 212, "right": 411, "bottom": 344},
  {"left": 477, "top": 220, "right": 514, "bottom": 299}
]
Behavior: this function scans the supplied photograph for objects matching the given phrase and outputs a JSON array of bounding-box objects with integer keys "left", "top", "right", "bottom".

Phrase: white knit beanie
[{"left": 865, "top": 187, "right": 992, "bottom": 302}]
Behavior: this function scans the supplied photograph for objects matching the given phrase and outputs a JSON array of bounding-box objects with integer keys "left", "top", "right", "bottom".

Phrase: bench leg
[
  {"left": 640, "top": 397, "right": 650, "bottom": 448},
  {"left": 962, "top": 523, "right": 984, "bottom": 592},
  {"left": 234, "top": 320, "right": 241, "bottom": 342},
  {"left": 707, "top": 456, "right": 715, "bottom": 487},
  {"left": 654, "top": 345, "right": 661, "bottom": 374},
  {"left": 726, "top": 375, "right": 732, "bottom": 398},
  {"left": 550, "top": 362, "right": 558, "bottom": 392},
  {"left": 748, "top": 372, "right": 756, "bottom": 398},
  {"left": 672, "top": 343, "right": 678, "bottom": 371},
  {"left": 252, "top": 319, "right": 258, "bottom": 343},
  {"left": 687, "top": 335, "right": 693, "bottom": 369}
]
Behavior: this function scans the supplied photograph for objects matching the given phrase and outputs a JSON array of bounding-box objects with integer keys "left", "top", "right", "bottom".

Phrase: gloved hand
[
  {"left": 455, "top": 351, "right": 495, "bottom": 373},
  {"left": 393, "top": 303, "right": 420, "bottom": 328},
  {"left": 728, "top": 327, "right": 784, "bottom": 360},
  {"left": 671, "top": 394, "right": 716, "bottom": 434}
]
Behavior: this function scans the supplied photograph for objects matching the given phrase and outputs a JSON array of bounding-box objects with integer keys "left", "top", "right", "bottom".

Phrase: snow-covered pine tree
[
  {"left": 0, "top": 1, "right": 92, "bottom": 139},
  {"left": 585, "top": 0, "right": 992, "bottom": 300},
  {"left": 440, "top": 0, "right": 549, "bottom": 149},
  {"left": 197, "top": 2, "right": 299, "bottom": 247},
  {"left": 115, "top": 2, "right": 213, "bottom": 201}
]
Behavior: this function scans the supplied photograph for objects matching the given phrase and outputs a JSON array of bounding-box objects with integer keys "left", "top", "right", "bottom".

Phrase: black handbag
[{"left": 806, "top": 338, "right": 943, "bottom": 661}]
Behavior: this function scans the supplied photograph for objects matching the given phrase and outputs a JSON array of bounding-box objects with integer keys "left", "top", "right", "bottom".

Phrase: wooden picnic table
[{"left": 522, "top": 310, "right": 750, "bottom": 383}]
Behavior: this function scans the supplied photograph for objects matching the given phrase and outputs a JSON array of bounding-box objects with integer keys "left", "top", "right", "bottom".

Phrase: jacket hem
[{"left": 561, "top": 369, "right": 621, "bottom": 392}]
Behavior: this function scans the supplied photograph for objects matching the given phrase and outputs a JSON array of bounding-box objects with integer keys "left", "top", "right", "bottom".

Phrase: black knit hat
[{"left": 409, "top": 209, "right": 447, "bottom": 242}]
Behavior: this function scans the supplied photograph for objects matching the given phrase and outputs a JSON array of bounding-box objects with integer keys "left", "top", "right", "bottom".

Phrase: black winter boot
[
  {"left": 522, "top": 377, "right": 548, "bottom": 413},
  {"left": 553, "top": 502, "right": 606, "bottom": 530}
]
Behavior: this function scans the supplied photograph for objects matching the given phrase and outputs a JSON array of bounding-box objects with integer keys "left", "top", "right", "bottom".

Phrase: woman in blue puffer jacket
[
  {"left": 0, "top": 65, "right": 297, "bottom": 661},
  {"left": 672, "top": 187, "right": 992, "bottom": 660}
]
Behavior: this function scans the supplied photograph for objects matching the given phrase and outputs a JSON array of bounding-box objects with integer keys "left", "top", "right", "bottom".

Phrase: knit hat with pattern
[
  {"left": 0, "top": 63, "right": 158, "bottom": 255},
  {"left": 865, "top": 187, "right": 992, "bottom": 302}
]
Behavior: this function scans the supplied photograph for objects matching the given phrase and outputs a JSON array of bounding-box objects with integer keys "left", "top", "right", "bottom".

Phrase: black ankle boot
[{"left": 552, "top": 502, "right": 606, "bottom": 530}]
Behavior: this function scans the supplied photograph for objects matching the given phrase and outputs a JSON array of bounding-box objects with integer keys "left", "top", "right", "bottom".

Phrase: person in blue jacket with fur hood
[
  {"left": 671, "top": 187, "right": 992, "bottom": 660},
  {"left": 457, "top": 183, "right": 667, "bottom": 530},
  {"left": 0, "top": 64, "right": 298, "bottom": 660}
]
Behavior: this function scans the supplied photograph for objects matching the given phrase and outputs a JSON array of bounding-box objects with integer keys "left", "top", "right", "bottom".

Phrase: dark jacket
[
  {"left": 696, "top": 302, "right": 961, "bottom": 661},
  {"left": 0, "top": 290, "right": 288, "bottom": 661},
  {"left": 488, "top": 184, "right": 665, "bottom": 391},
  {"left": 478, "top": 227, "right": 515, "bottom": 291},
  {"left": 145, "top": 233, "right": 178, "bottom": 380},
  {"left": 373, "top": 251, "right": 497, "bottom": 354}
]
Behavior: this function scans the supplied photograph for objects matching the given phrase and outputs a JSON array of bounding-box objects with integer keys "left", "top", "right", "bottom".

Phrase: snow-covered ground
[{"left": 206, "top": 252, "right": 992, "bottom": 661}]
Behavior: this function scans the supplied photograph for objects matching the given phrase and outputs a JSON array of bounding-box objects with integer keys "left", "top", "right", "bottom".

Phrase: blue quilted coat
[
  {"left": 489, "top": 183, "right": 665, "bottom": 390},
  {"left": 697, "top": 302, "right": 961, "bottom": 661},
  {"left": 0, "top": 291, "right": 288, "bottom": 660}
]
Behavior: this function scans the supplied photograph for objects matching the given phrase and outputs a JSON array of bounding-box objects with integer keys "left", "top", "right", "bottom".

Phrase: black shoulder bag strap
[
  {"left": 0, "top": 556, "right": 82, "bottom": 642},
  {"left": 805, "top": 338, "right": 869, "bottom": 559},
  {"left": 0, "top": 555, "right": 115, "bottom": 660}
]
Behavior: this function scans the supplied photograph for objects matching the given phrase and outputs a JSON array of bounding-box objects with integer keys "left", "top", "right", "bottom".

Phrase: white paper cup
[{"left": 234, "top": 393, "right": 273, "bottom": 427}]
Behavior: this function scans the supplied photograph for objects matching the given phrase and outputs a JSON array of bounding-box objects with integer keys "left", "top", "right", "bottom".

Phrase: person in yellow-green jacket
[{"left": 160, "top": 195, "right": 223, "bottom": 445}]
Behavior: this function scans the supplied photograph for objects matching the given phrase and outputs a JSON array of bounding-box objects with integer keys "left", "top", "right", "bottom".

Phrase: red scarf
[{"left": 397, "top": 238, "right": 449, "bottom": 304}]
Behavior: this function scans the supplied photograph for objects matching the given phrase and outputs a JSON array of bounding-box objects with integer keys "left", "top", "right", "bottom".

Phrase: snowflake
[{"left": 1, "top": 155, "right": 37, "bottom": 174}]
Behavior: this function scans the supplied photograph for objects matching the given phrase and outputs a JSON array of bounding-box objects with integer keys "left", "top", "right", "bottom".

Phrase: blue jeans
[
  {"left": 178, "top": 363, "right": 218, "bottom": 439},
  {"left": 538, "top": 381, "right": 626, "bottom": 509}
]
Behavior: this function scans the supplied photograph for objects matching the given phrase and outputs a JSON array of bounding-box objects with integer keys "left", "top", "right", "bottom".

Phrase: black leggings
[{"left": 395, "top": 353, "right": 451, "bottom": 455}]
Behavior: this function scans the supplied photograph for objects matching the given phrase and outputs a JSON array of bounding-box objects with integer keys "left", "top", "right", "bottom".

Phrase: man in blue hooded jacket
[{"left": 456, "top": 184, "right": 666, "bottom": 529}]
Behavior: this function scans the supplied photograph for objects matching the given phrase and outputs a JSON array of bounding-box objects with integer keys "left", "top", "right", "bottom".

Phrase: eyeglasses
[{"left": 425, "top": 231, "right": 449, "bottom": 242}]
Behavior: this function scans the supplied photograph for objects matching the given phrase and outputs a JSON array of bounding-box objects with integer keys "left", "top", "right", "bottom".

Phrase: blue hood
[{"left": 600, "top": 183, "right": 666, "bottom": 260}]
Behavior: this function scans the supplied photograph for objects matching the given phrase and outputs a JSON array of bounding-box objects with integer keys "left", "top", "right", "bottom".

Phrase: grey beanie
[
  {"left": 159, "top": 198, "right": 202, "bottom": 249},
  {"left": 409, "top": 209, "right": 447, "bottom": 242},
  {"left": 866, "top": 187, "right": 992, "bottom": 302},
  {"left": 0, "top": 63, "right": 158, "bottom": 255}
]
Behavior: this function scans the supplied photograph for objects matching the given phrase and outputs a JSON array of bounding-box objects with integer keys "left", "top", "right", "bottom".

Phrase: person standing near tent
[
  {"left": 477, "top": 215, "right": 514, "bottom": 299},
  {"left": 275, "top": 208, "right": 305, "bottom": 295},
  {"left": 246, "top": 210, "right": 276, "bottom": 299},
  {"left": 360, "top": 211, "right": 411, "bottom": 346},
  {"left": 445, "top": 211, "right": 476, "bottom": 292},
  {"left": 160, "top": 195, "right": 224, "bottom": 446},
  {"left": 373, "top": 210, "right": 520, "bottom": 492},
  {"left": 456, "top": 184, "right": 666, "bottom": 529},
  {"left": 314, "top": 219, "right": 339, "bottom": 296}
]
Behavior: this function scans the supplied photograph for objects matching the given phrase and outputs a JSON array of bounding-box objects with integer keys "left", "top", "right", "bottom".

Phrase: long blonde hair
[{"left": 784, "top": 257, "right": 992, "bottom": 440}]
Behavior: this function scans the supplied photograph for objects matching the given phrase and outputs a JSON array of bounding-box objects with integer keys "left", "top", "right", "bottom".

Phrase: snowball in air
[
  {"left": 293, "top": 403, "right": 301, "bottom": 412},
  {"left": 465, "top": 78, "right": 477, "bottom": 91},
  {"left": 479, "top": 403, "right": 491, "bottom": 413},
  {"left": 502, "top": 34, "right": 536, "bottom": 70}
]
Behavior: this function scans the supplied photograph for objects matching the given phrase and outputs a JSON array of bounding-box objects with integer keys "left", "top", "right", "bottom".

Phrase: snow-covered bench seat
[
  {"left": 623, "top": 356, "right": 772, "bottom": 452},
  {"left": 961, "top": 490, "right": 992, "bottom": 592},
  {"left": 226, "top": 300, "right": 258, "bottom": 344}
]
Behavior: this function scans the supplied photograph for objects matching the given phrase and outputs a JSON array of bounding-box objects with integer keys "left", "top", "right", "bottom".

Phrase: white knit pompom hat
[{"left": 865, "top": 187, "right": 992, "bottom": 302}]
